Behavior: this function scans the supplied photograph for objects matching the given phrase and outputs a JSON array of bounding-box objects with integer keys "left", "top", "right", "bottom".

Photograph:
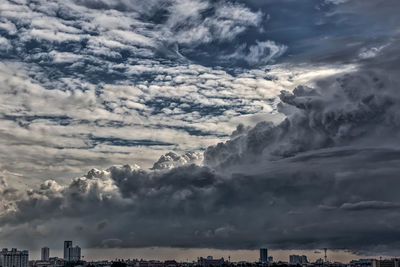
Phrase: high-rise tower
[
  {"left": 64, "top": 241, "right": 72, "bottom": 261},
  {"left": 64, "top": 241, "right": 81, "bottom": 262},
  {"left": 41, "top": 247, "right": 49, "bottom": 261},
  {"left": 260, "top": 248, "right": 268, "bottom": 264},
  {"left": 0, "top": 248, "right": 29, "bottom": 267}
]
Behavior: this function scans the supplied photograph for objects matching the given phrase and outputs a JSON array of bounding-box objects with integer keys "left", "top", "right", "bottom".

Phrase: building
[
  {"left": 260, "top": 248, "right": 268, "bottom": 264},
  {"left": 198, "top": 256, "right": 225, "bottom": 267},
  {"left": 0, "top": 248, "right": 29, "bottom": 267},
  {"left": 41, "top": 248, "right": 49, "bottom": 262},
  {"left": 64, "top": 241, "right": 72, "bottom": 261},
  {"left": 30, "top": 257, "right": 65, "bottom": 267},
  {"left": 69, "top": 246, "right": 81, "bottom": 261},
  {"left": 133, "top": 260, "right": 163, "bottom": 267},
  {"left": 164, "top": 260, "right": 177, "bottom": 267},
  {"left": 289, "top": 255, "right": 308, "bottom": 265},
  {"left": 63, "top": 241, "right": 81, "bottom": 262},
  {"left": 350, "top": 259, "right": 373, "bottom": 267},
  {"left": 30, "top": 261, "right": 51, "bottom": 267},
  {"left": 372, "top": 259, "right": 400, "bottom": 267}
]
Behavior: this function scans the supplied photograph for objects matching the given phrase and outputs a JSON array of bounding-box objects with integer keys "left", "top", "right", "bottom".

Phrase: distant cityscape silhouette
[{"left": 1, "top": 244, "right": 398, "bottom": 267}]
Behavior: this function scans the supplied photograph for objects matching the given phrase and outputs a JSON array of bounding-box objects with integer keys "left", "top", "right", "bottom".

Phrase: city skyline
[
  {"left": 3, "top": 241, "right": 400, "bottom": 266},
  {"left": 1, "top": 0, "right": 400, "bottom": 261},
  {"left": 18, "top": 247, "right": 400, "bottom": 264},
  {"left": 12, "top": 245, "right": 400, "bottom": 267}
]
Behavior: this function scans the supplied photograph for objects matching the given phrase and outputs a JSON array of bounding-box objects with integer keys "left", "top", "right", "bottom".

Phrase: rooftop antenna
[{"left": 324, "top": 248, "right": 328, "bottom": 263}]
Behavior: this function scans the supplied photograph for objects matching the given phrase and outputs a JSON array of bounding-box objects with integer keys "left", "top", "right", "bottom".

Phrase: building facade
[
  {"left": 289, "top": 255, "right": 308, "bottom": 265},
  {"left": 198, "top": 256, "right": 225, "bottom": 267},
  {"left": 40, "top": 248, "right": 49, "bottom": 262},
  {"left": 68, "top": 246, "right": 81, "bottom": 262},
  {"left": 63, "top": 241, "right": 81, "bottom": 262},
  {"left": 63, "top": 241, "right": 72, "bottom": 261},
  {"left": 0, "top": 248, "right": 29, "bottom": 267},
  {"left": 372, "top": 259, "right": 400, "bottom": 267},
  {"left": 260, "top": 248, "right": 268, "bottom": 264}
]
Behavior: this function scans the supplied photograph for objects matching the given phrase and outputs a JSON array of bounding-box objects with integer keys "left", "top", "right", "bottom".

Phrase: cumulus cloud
[
  {"left": 0, "top": 37, "right": 12, "bottom": 51},
  {"left": 151, "top": 151, "right": 203, "bottom": 170},
  {"left": 3, "top": 147, "right": 400, "bottom": 253},
  {"left": 0, "top": 175, "right": 19, "bottom": 215},
  {"left": 205, "top": 46, "right": 400, "bottom": 168}
]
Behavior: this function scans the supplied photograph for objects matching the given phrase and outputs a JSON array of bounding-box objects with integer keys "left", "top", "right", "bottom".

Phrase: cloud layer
[
  {"left": 0, "top": 0, "right": 365, "bottom": 184},
  {"left": 1, "top": 0, "right": 400, "bottom": 257},
  {"left": 1, "top": 40, "right": 400, "bottom": 254}
]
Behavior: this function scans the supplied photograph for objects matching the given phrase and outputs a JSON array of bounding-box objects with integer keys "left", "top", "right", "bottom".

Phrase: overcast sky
[{"left": 1, "top": 0, "right": 400, "bottom": 261}]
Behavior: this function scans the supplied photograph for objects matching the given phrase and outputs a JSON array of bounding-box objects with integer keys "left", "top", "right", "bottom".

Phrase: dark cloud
[
  {"left": 96, "top": 221, "right": 108, "bottom": 231},
  {"left": 205, "top": 44, "right": 400, "bottom": 169},
  {"left": 340, "top": 201, "right": 400, "bottom": 211},
  {"left": 3, "top": 146, "right": 400, "bottom": 253}
]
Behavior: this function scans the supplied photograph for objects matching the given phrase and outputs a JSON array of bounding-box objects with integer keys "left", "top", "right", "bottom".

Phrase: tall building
[
  {"left": 41, "top": 247, "right": 49, "bottom": 261},
  {"left": 68, "top": 246, "right": 81, "bottom": 261},
  {"left": 63, "top": 241, "right": 72, "bottom": 261},
  {"left": 0, "top": 248, "right": 29, "bottom": 267},
  {"left": 260, "top": 248, "right": 268, "bottom": 264},
  {"left": 63, "top": 241, "right": 81, "bottom": 262}
]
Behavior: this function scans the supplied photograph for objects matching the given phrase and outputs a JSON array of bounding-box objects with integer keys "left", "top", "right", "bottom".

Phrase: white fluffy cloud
[{"left": 0, "top": 0, "right": 355, "bottom": 185}]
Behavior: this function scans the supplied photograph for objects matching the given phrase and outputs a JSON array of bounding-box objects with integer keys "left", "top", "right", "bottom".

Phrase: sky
[{"left": 1, "top": 0, "right": 400, "bottom": 262}]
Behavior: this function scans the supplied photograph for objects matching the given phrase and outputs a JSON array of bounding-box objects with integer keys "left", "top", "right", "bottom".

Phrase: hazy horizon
[{"left": 24, "top": 247, "right": 387, "bottom": 263}]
